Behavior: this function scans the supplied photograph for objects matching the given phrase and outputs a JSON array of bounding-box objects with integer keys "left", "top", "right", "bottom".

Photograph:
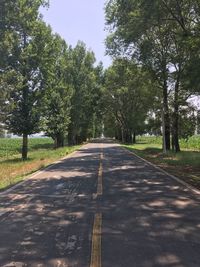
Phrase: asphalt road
[{"left": 0, "top": 140, "right": 200, "bottom": 267}]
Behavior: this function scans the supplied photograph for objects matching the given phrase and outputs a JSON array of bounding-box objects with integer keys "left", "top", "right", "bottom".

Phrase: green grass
[
  {"left": 0, "top": 137, "right": 54, "bottom": 159},
  {"left": 136, "top": 135, "right": 200, "bottom": 150},
  {"left": 0, "top": 138, "right": 80, "bottom": 190},
  {"left": 124, "top": 144, "right": 200, "bottom": 167},
  {"left": 123, "top": 135, "right": 200, "bottom": 189},
  {"left": 179, "top": 135, "right": 200, "bottom": 150}
]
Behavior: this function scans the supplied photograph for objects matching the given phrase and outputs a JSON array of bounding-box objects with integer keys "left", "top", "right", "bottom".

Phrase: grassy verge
[
  {"left": 123, "top": 139, "right": 200, "bottom": 190},
  {"left": 0, "top": 138, "right": 81, "bottom": 191}
]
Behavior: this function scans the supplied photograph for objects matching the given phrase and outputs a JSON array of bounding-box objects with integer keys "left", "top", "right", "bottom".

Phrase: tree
[
  {"left": 105, "top": 0, "right": 172, "bottom": 150},
  {"left": 104, "top": 59, "right": 156, "bottom": 143},
  {"left": 105, "top": 0, "right": 200, "bottom": 152},
  {"left": 67, "top": 42, "right": 97, "bottom": 145},
  {"left": 1, "top": 0, "right": 49, "bottom": 159},
  {"left": 42, "top": 35, "right": 72, "bottom": 148}
]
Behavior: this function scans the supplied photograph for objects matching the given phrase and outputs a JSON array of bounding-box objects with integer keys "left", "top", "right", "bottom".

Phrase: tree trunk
[
  {"left": 163, "top": 81, "right": 171, "bottom": 150},
  {"left": 22, "top": 133, "right": 28, "bottom": 160},
  {"left": 68, "top": 127, "right": 75, "bottom": 146},
  {"left": 171, "top": 134, "right": 175, "bottom": 151},
  {"left": 133, "top": 132, "right": 136, "bottom": 144},
  {"left": 121, "top": 128, "right": 124, "bottom": 143},
  {"left": 55, "top": 134, "right": 64, "bottom": 148},
  {"left": 173, "top": 80, "right": 180, "bottom": 152},
  {"left": 161, "top": 106, "right": 166, "bottom": 153}
]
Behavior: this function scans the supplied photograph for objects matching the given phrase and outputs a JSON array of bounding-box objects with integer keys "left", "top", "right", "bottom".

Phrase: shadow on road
[{"left": 0, "top": 142, "right": 200, "bottom": 267}]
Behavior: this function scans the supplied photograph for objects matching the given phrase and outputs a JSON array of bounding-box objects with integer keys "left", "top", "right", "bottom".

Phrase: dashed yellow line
[
  {"left": 97, "top": 161, "right": 103, "bottom": 196},
  {"left": 90, "top": 147, "right": 103, "bottom": 266},
  {"left": 90, "top": 213, "right": 102, "bottom": 267},
  {"left": 100, "top": 149, "right": 103, "bottom": 160},
  {"left": 93, "top": 149, "right": 103, "bottom": 199}
]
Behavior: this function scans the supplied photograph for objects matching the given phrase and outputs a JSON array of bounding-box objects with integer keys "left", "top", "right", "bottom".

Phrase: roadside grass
[
  {"left": 124, "top": 136, "right": 200, "bottom": 190},
  {"left": 0, "top": 138, "right": 80, "bottom": 190}
]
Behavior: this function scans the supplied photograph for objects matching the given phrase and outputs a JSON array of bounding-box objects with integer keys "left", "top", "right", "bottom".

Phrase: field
[
  {"left": 124, "top": 135, "right": 200, "bottom": 189},
  {"left": 136, "top": 135, "right": 200, "bottom": 150},
  {"left": 0, "top": 138, "right": 80, "bottom": 190},
  {"left": 0, "top": 138, "right": 54, "bottom": 159}
]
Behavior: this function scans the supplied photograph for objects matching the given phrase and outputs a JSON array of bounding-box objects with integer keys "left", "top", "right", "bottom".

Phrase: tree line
[
  {"left": 0, "top": 0, "right": 103, "bottom": 159},
  {"left": 1, "top": 0, "right": 200, "bottom": 160},
  {"left": 104, "top": 0, "right": 200, "bottom": 152}
]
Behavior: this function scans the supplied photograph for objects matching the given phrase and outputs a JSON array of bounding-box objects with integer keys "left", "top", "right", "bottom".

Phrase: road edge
[
  {"left": 120, "top": 145, "right": 200, "bottom": 196},
  {"left": 0, "top": 144, "right": 86, "bottom": 196}
]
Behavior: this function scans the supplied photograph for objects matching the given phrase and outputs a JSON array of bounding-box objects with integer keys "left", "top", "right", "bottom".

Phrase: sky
[{"left": 40, "top": 0, "right": 112, "bottom": 68}]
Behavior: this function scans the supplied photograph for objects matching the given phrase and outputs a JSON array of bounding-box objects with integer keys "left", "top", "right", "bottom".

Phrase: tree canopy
[{"left": 0, "top": 0, "right": 199, "bottom": 159}]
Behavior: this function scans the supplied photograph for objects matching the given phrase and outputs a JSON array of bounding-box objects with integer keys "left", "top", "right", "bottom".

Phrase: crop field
[{"left": 0, "top": 138, "right": 54, "bottom": 159}]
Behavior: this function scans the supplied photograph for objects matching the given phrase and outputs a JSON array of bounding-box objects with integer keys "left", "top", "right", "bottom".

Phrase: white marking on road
[
  {"left": 0, "top": 145, "right": 86, "bottom": 197},
  {"left": 121, "top": 145, "right": 200, "bottom": 196}
]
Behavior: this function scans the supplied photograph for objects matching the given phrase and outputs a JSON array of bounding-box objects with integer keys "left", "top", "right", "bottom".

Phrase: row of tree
[
  {"left": 0, "top": 0, "right": 103, "bottom": 159},
  {"left": 1, "top": 0, "right": 199, "bottom": 160},
  {"left": 104, "top": 0, "right": 200, "bottom": 152}
]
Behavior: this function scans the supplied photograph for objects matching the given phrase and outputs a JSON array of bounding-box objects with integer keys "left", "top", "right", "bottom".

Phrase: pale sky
[{"left": 41, "top": 0, "right": 111, "bottom": 68}]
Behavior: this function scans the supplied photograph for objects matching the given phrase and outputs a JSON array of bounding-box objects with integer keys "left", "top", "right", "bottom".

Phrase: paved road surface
[{"left": 0, "top": 140, "right": 200, "bottom": 267}]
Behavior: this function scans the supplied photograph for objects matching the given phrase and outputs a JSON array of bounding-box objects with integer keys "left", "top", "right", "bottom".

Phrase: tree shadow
[{"left": 0, "top": 141, "right": 200, "bottom": 266}]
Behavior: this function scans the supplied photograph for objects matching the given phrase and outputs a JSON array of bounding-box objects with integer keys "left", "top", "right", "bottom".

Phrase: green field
[
  {"left": 124, "top": 135, "right": 200, "bottom": 189},
  {"left": 0, "top": 137, "right": 54, "bottom": 159},
  {"left": 0, "top": 138, "right": 80, "bottom": 190},
  {"left": 136, "top": 135, "right": 200, "bottom": 150}
]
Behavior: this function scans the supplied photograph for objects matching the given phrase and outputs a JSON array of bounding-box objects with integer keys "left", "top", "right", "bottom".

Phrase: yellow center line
[
  {"left": 97, "top": 148, "right": 103, "bottom": 196},
  {"left": 90, "top": 213, "right": 102, "bottom": 267},
  {"left": 97, "top": 161, "right": 103, "bottom": 195},
  {"left": 90, "top": 146, "right": 104, "bottom": 267}
]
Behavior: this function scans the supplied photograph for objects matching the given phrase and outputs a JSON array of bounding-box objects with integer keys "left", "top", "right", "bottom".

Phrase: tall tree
[
  {"left": 1, "top": 0, "right": 49, "bottom": 159},
  {"left": 67, "top": 42, "right": 97, "bottom": 145},
  {"left": 104, "top": 59, "right": 156, "bottom": 143},
  {"left": 42, "top": 35, "right": 72, "bottom": 147},
  {"left": 105, "top": 0, "right": 200, "bottom": 152}
]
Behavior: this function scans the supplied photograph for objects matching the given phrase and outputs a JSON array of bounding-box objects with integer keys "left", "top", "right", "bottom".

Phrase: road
[{"left": 0, "top": 140, "right": 200, "bottom": 267}]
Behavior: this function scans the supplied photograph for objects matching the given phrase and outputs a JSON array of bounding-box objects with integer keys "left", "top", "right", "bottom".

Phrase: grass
[
  {"left": 136, "top": 135, "right": 200, "bottom": 150},
  {"left": 0, "top": 138, "right": 80, "bottom": 190},
  {"left": 0, "top": 138, "right": 54, "bottom": 159},
  {"left": 124, "top": 135, "right": 200, "bottom": 190}
]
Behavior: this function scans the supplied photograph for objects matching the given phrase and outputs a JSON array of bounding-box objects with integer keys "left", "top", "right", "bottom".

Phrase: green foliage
[
  {"left": 105, "top": 0, "right": 200, "bottom": 151},
  {"left": 41, "top": 34, "right": 72, "bottom": 147},
  {"left": 0, "top": 0, "right": 52, "bottom": 159},
  {"left": 103, "top": 58, "right": 157, "bottom": 142},
  {"left": 67, "top": 42, "right": 101, "bottom": 144},
  {"left": 179, "top": 136, "right": 200, "bottom": 150},
  {"left": 1, "top": 1, "right": 103, "bottom": 157},
  {"left": 4, "top": 20, "right": 52, "bottom": 136}
]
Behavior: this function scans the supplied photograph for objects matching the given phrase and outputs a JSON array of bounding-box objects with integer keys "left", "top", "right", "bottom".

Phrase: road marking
[
  {"left": 93, "top": 149, "right": 103, "bottom": 199},
  {"left": 121, "top": 145, "right": 200, "bottom": 197},
  {"left": 97, "top": 161, "right": 103, "bottom": 196},
  {"left": 90, "top": 213, "right": 102, "bottom": 267},
  {"left": 0, "top": 146, "right": 86, "bottom": 197}
]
